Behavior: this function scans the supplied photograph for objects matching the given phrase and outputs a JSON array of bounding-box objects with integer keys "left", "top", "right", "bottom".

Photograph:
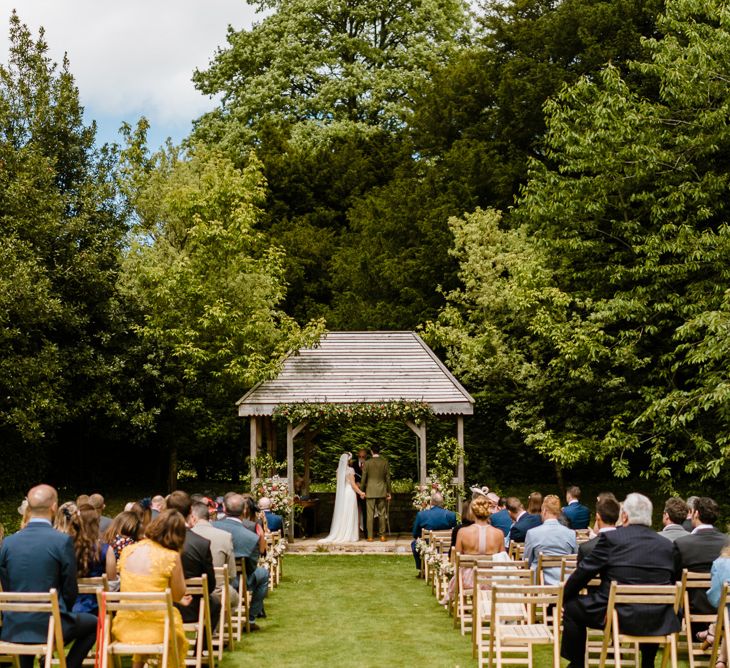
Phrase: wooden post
[
  {"left": 456, "top": 416, "right": 465, "bottom": 513},
  {"left": 420, "top": 422, "right": 427, "bottom": 486},
  {"left": 286, "top": 422, "right": 295, "bottom": 541},
  {"left": 249, "top": 417, "right": 258, "bottom": 487},
  {"left": 303, "top": 430, "right": 312, "bottom": 498}
]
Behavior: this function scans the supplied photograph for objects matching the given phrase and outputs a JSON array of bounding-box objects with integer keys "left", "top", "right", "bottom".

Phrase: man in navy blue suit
[
  {"left": 489, "top": 497, "right": 513, "bottom": 544},
  {"left": 562, "top": 485, "right": 591, "bottom": 529},
  {"left": 0, "top": 485, "right": 97, "bottom": 668},
  {"left": 258, "top": 497, "right": 283, "bottom": 533},
  {"left": 411, "top": 492, "right": 457, "bottom": 571},
  {"left": 507, "top": 497, "right": 542, "bottom": 543}
]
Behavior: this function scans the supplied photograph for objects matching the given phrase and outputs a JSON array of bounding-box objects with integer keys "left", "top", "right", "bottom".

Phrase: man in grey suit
[
  {"left": 191, "top": 502, "right": 239, "bottom": 606},
  {"left": 524, "top": 494, "right": 577, "bottom": 584},
  {"left": 659, "top": 497, "right": 690, "bottom": 542},
  {"left": 360, "top": 444, "right": 391, "bottom": 542}
]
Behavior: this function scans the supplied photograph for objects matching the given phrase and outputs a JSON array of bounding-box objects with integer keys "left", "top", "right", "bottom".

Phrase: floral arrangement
[
  {"left": 411, "top": 436, "right": 466, "bottom": 512},
  {"left": 272, "top": 400, "right": 433, "bottom": 426},
  {"left": 412, "top": 477, "right": 444, "bottom": 510},
  {"left": 259, "top": 539, "right": 287, "bottom": 572},
  {"left": 257, "top": 475, "right": 293, "bottom": 515}
]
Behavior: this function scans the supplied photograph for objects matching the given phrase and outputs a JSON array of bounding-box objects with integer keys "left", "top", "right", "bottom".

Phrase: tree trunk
[
  {"left": 555, "top": 462, "right": 566, "bottom": 498},
  {"left": 167, "top": 445, "right": 178, "bottom": 492}
]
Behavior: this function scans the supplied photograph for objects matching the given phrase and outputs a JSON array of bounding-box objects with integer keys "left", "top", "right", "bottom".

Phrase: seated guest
[
  {"left": 524, "top": 494, "right": 577, "bottom": 584},
  {"left": 113, "top": 510, "right": 188, "bottom": 668},
  {"left": 705, "top": 546, "right": 730, "bottom": 660},
  {"left": 242, "top": 496, "right": 267, "bottom": 555},
  {"left": 190, "top": 502, "right": 239, "bottom": 607},
  {"left": 489, "top": 497, "right": 513, "bottom": 545},
  {"left": 88, "top": 493, "right": 113, "bottom": 534},
  {"left": 128, "top": 499, "right": 153, "bottom": 533},
  {"left": 0, "top": 485, "right": 97, "bottom": 668},
  {"left": 410, "top": 492, "right": 457, "bottom": 572},
  {"left": 684, "top": 496, "right": 700, "bottom": 532},
  {"left": 70, "top": 504, "right": 117, "bottom": 612},
  {"left": 563, "top": 486, "right": 590, "bottom": 530},
  {"left": 258, "top": 497, "right": 283, "bottom": 534},
  {"left": 562, "top": 493, "right": 680, "bottom": 668},
  {"left": 54, "top": 501, "right": 79, "bottom": 534},
  {"left": 104, "top": 511, "right": 143, "bottom": 561},
  {"left": 213, "top": 493, "right": 269, "bottom": 630},
  {"left": 75, "top": 494, "right": 90, "bottom": 508},
  {"left": 507, "top": 496, "right": 542, "bottom": 543},
  {"left": 450, "top": 501, "right": 475, "bottom": 550},
  {"left": 151, "top": 495, "right": 166, "bottom": 518},
  {"left": 578, "top": 496, "right": 620, "bottom": 562},
  {"left": 165, "top": 491, "right": 221, "bottom": 628},
  {"left": 659, "top": 497, "right": 690, "bottom": 542},
  {"left": 674, "top": 497, "right": 730, "bottom": 615}
]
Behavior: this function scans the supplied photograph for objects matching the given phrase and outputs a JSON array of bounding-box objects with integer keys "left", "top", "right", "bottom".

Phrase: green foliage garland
[{"left": 272, "top": 400, "right": 433, "bottom": 426}]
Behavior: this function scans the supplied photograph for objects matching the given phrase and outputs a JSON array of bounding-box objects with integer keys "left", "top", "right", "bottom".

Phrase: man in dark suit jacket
[
  {"left": 411, "top": 492, "right": 457, "bottom": 570},
  {"left": 506, "top": 497, "right": 542, "bottom": 543},
  {"left": 563, "top": 485, "right": 591, "bottom": 530},
  {"left": 0, "top": 485, "right": 97, "bottom": 668},
  {"left": 353, "top": 449, "right": 368, "bottom": 537},
  {"left": 167, "top": 491, "right": 221, "bottom": 627},
  {"left": 673, "top": 497, "right": 730, "bottom": 614},
  {"left": 562, "top": 493, "right": 680, "bottom": 668},
  {"left": 489, "top": 498, "right": 513, "bottom": 544},
  {"left": 577, "top": 496, "right": 620, "bottom": 563}
]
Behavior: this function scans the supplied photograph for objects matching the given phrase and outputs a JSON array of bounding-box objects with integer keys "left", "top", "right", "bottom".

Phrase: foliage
[{"left": 272, "top": 400, "right": 433, "bottom": 427}]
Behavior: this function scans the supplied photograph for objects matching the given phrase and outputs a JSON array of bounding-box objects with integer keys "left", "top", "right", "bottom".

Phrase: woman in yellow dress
[{"left": 112, "top": 509, "right": 189, "bottom": 668}]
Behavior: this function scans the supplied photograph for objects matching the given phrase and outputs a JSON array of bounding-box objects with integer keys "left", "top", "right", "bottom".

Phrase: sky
[{"left": 0, "top": 1, "right": 259, "bottom": 150}]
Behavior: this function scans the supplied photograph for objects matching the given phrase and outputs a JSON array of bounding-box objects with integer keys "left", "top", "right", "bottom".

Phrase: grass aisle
[{"left": 220, "top": 554, "right": 478, "bottom": 668}]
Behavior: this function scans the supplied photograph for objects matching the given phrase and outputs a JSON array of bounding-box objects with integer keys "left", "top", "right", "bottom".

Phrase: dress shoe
[
  {"left": 249, "top": 623, "right": 261, "bottom": 632},
  {"left": 380, "top": 535, "right": 387, "bottom": 542}
]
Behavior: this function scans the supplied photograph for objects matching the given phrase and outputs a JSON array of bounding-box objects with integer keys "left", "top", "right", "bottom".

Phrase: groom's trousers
[{"left": 367, "top": 497, "right": 387, "bottom": 537}]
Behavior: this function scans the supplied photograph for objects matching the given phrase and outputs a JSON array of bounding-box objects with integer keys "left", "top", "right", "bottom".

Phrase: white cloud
[{"left": 1, "top": 0, "right": 258, "bottom": 145}]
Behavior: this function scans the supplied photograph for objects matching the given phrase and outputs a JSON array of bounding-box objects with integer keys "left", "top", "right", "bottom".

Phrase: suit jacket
[
  {"left": 509, "top": 513, "right": 542, "bottom": 543},
  {"left": 673, "top": 528, "right": 730, "bottom": 613},
  {"left": 658, "top": 524, "right": 689, "bottom": 543},
  {"left": 0, "top": 521, "right": 79, "bottom": 642},
  {"left": 562, "top": 502, "right": 591, "bottom": 530},
  {"left": 490, "top": 509, "right": 513, "bottom": 537},
  {"left": 524, "top": 519, "right": 577, "bottom": 584},
  {"left": 412, "top": 506, "right": 457, "bottom": 539},
  {"left": 264, "top": 510, "right": 283, "bottom": 533},
  {"left": 99, "top": 515, "right": 113, "bottom": 535},
  {"left": 361, "top": 456, "right": 391, "bottom": 498},
  {"left": 178, "top": 528, "right": 216, "bottom": 623},
  {"left": 192, "top": 521, "right": 237, "bottom": 592},
  {"left": 213, "top": 517, "right": 260, "bottom": 577},
  {"left": 565, "top": 524, "right": 680, "bottom": 637}
]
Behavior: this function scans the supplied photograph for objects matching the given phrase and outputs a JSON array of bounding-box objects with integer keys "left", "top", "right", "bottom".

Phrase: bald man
[{"left": 0, "top": 485, "right": 97, "bottom": 668}]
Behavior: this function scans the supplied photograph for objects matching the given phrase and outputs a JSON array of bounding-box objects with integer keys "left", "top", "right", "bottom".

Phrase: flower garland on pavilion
[{"left": 272, "top": 399, "right": 433, "bottom": 426}]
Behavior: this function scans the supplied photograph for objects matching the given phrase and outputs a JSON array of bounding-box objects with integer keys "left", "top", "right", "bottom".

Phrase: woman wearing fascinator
[{"left": 319, "top": 452, "right": 366, "bottom": 543}]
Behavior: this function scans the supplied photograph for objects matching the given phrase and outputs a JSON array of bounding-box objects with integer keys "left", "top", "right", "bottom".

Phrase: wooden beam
[
  {"left": 286, "top": 422, "right": 295, "bottom": 541},
  {"left": 249, "top": 417, "right": 258, "bottom": 486},
  {"left": 457, "top": 416, "right": 465, "bottom": 513},
  {"left": 420, "top": 422, "right": 427, "bottom": 486}
]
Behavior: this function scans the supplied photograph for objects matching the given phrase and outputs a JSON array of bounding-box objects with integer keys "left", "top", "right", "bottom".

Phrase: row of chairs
[{"left": 0, "top": 530, "right": 287, "bottom": 668}]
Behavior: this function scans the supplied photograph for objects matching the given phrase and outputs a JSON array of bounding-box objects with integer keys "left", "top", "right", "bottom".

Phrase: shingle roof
[{"left": 237, "top": 331, "right": 474, "bottom": 417}]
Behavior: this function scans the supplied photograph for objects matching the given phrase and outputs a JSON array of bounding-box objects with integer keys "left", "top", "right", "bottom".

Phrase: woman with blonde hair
[{"left": 54, "top": 501, "right": 78, "bottom": 534}]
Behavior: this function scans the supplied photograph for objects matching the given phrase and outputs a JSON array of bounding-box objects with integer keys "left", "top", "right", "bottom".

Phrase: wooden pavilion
[{"left": 236, "top": 331, "right": 474, "bottom": 538}]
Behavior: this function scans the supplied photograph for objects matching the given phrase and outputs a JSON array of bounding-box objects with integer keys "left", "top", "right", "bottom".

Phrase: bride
[{"left": 319, "top": 452, "right": 365, "bottom": 543}]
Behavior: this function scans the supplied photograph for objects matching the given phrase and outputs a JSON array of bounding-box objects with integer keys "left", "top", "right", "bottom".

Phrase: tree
[
  {"left": 429, "top": 0, "right": 730, "bottom": 490},
  {"left": 119, "top": 135, "right": 324, "bottom": 487},
  {"left": 0, "top": 13, "right": 128, "bottom": 488}
]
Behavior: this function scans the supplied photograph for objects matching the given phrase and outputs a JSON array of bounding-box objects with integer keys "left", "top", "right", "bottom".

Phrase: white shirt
[
  {"left": 598, "top": 526, "right": 616, "bottom": 534},
  {"left": 514, "top": 510, "right": 526, "bottom": 523},
  {"left": 692, "top": 524, "right": 714, "bottom": 534},
  {"left": 568, "top": 499, "right": 579, "bottom": 505}
]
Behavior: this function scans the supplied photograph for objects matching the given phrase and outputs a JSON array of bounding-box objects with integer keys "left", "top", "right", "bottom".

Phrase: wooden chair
[
  {"left": 453, "top": 554, "right": 494, "bottom": 634},
  {"left": 489, "top": 583, "right": 564, "bottom": 668},
  {"left": 703, "top": 583, "right": 729, "bottom": 668},
  {"left": 681, "top": 570, "right": 717, "bottom": 668},
  {"left": 472, "top": 561, "right": 533, "bottom": 668},
  {"left": 0, "top": 590, "right": 66, "bottom": 668},
  {"left": 232, "top": 559, "right": 251, "bottom": 640},
  {"left": 265, "top": 531, "right": 283, "bottom": 586},
  {"left": 536, "top": 553, "right": 576, "bottom": 585},
  {"left": 508, "top": 541, "right": 525, "bottom": 560},
  {"left": 599, "top": 582, "right": 682, "bottom": 668},
  {"left": 431, "top": 537, "right": 451, "bottom": 599},
  {"left": 576, "top": 529, "right": 592, "bottom": 544},
  {"left": 97, "top": 589, "right": 180, "bottom": 668},
  {"left": 182, "top": 575, "right": 215, "bottom": 668},
  {"left": 212, "top": 566, "right": 234, "bottom": 660},
  {"left": 77, "top": 575, "right": 109, "bottom": 596},
  {"left": 560, "top": 556, "right": 578, "bottom": 582}
]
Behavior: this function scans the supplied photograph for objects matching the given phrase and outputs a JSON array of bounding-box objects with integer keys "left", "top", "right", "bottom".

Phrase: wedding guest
[
  {"left": 562, "top": 486, "right": 590, "bottom": 530},
  {"left": 0, "top": 485, "right": 97, "bottom": 668},
  {"left": 659, "top": 498, "right": 690, "bottom": 542},
  {"left": 578, "top": 495, "right": 620, "bottom": 562},
  {"left": 151, "top": 495, "right": 166, "bottom": 517},
  {"left": 527, "top": 491, "right": 543, "bottom": 514},
  {"left": 165, "top": 491, "right": 221, "bottom": 628},
  {"left": 88, "top": 493, "right": 113, "bottom": 534},
  {"left": 674, "top": 497, "right": 730, "bottom": 616},
  {"left": 562, "top": 493, "right": 680, "bottom": 668},
  {"left": 128, "top": 499, "right": 153, "bottom": 533},
  {"left": 104, "top": 511, "right": 143, "bottom": 560},
  {"left": 450, "top": 501, "right": 475, "bottom": 550},
  {"left": 684, "top": 496, "right": 700, "bottom": 532},
  {"left": 190, "top": 502, "right": 238, "bottom": 607},
  {"left": 258, "top": 497, "right": 283, "bottom": 534},
  {"left": 591, "top": 492, "right": 620, "bottom": 534},
  {"left": 70, "top": 504, "right": 116, "bottom": 613},
  {"left": 524, "top": 494, "right": 577, "bottom": 584},
  {"left": 705, "top": 546, "right": 730, "bottom": 664},
  {"left": 489, "top": 497, "right": 513, "bottom": 544},
  {"left": 76, "top": 494, "right": 90, "bottom": 508},
  {"left": 507, "top": 496, "right": 542, "bottom": 543},
  {"left": 113, "top": 510, "right": 189, "bottom": 668},
  {"left": 410, "top": 492, "right": 457, "bottom": 572},
  {"left": 54, "top": 501, "right": 79, "bottom": 534}
]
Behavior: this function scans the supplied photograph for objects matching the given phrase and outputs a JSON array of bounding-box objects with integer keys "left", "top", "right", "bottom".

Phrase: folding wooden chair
[
  {"left": 489, "top": 583, "right": 564, "bottom": 668},
  {"left": 703, "top": 583, "right": 729, "bottom": 668},
  {"left": 232, "top": 559, "right": 251, "bottom": 640},
  {"left": 536, "top": 553, "right": 576, "bottom": 586},
  {"left": 576, "top": 529, "right": 592, "bottom": 544},
  {"left": 98, "top": 589, "right": 180, "bottom": 668},
  {"left": 599, "top": 582, "right": 682, "bottom": 668},
  {"left": 77, "top": 576, "right": 109, "bottom": 667},
  {"left": 432, "top": 537, "right": 451, "bottom": 599},
  {"left": 509, "top": 541, "right": 525, "bottom": 560},
  {"left": 0, "top": 590, "right": 66, "bottom": 668},
  {"left": 681, "top": 570, "right": 717, "bottom": 668},
  {"left": 453, "top": 554, "right": 494, "bottom": 635},
  {"left": 182, "top": 575, "right": 215, "bottom": 668},
  {"left": 212, "top": 566, "right": 234, "bottom": 659},
  {"left": 559, "top": 555, "right": 578, "bottom": 582},
  {"left": 472, "top": 561, "right": 533, "bottom": 668}
]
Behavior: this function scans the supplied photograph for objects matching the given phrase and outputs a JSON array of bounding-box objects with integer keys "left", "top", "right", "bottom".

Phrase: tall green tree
[
  {"left": 0, "top": 14, "right": 128, "bottom": 488},
  {"left": 430, "top": 0, "right": 730, "bottom": 490}
]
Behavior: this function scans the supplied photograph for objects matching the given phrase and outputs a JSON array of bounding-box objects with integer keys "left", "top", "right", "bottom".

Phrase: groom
[{"left": 360, "top": 444, "right": 391, "bottom": 542}]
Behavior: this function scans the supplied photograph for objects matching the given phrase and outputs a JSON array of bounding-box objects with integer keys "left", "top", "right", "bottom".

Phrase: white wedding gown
[{"left": 319, "top": 454, "right": 360, "bottom": 543}]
